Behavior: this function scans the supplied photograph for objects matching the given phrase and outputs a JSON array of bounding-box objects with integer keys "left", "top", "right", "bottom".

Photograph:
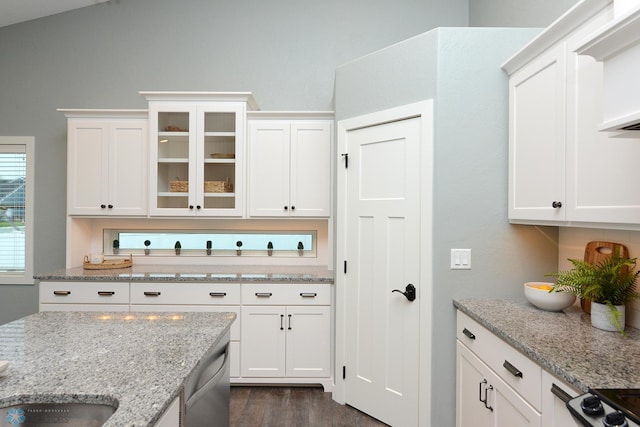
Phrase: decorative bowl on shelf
[{"left": 524, "top": 282, "right": 576, "bottom": 312}]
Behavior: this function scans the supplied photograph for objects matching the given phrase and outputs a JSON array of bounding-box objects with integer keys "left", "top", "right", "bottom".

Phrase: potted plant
[
  {"left": 236, "top": 240, "right": 243, "bottom": 256},
  {"left": 267, "top": 241, "right": 273, "bottom": 257},
  {"left": 206, "top": 240, "right": 212, "bottom": 256},
  {"left": 547, "top": 254, "right": 640, "bottom": 335},
  {"left": 174, "top": 241, "right": 181, "bottom": 255},
  {"left": 112, "top": 239, "right": 119, "bottom": 255},
  {"left": 144, "top": 240, "right": 151, "bottom": 255},
  {"left": 297, "top": 241, "right": 304, "bottom": 257}
]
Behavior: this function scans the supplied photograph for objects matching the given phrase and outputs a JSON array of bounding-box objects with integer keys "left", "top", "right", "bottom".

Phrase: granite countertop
[
  {"left": 454, "top": 298, "right": 640, "bottom": 393},
  {"left": 0, "top": 311, "right": 235, "bottom": 426},
  {"left": 34, "top": 265, "right": 334, "bottom": 283}
]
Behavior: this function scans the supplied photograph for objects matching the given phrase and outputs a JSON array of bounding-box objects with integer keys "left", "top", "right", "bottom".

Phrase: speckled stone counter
[
  {"left": 454, "top": 298, "right": 640, "bottom": 392},
  {"left": 34, "top": 265, "right": 334, "bottom": 283},
  {"left": 0, "top": 311, "right": 235, "bottom": 426}
]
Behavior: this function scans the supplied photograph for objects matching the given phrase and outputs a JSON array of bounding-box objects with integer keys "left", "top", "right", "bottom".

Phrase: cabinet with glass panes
[{"left": 143, "top": 92, "right": 258, "bottom": 217}]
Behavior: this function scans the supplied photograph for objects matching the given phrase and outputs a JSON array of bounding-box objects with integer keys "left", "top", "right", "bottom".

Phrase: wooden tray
[{"left": 83, "top": 255, "right": 132, "bottom": 270}]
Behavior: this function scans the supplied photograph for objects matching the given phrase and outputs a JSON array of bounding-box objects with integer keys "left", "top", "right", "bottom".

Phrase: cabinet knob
[
  {"left": 552, "top": 201, "right": 562, "bottom": 208},
  {"left": 196, "top": 205, "right": 201, "bottom": 210},
  {"left": 108, "top": 204, "right": 113, "bottom": 209},
  {"left": 189, "top": 205, "right": 194, "bottom": 210},
  {"left": 284, "top": 206, "right": 288, "bottom": 211},
  {"left": 100, "top": 204, "right": 106, "bottom": 209},
  {"left": 291, "top": 206, "right": 295, "bottom": 211}
]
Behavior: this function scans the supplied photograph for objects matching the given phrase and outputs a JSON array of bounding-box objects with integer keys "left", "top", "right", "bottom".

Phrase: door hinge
[
  {"left": 341, "top": 153, "right": 348, "bottom": 169},
  {"left": 343, "top": 260, "right": 347, "bottom": 274},
  {"left": 343, "top": 366, "right": 346, "bottom": 379}
]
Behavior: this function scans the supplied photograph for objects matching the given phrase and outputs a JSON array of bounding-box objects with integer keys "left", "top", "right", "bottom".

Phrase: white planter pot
[{"left": 591, "top": 302, "right": 625, "bottom": 332}]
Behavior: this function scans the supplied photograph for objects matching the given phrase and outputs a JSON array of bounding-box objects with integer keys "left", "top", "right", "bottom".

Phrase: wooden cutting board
[
  {"left": 580, "top": 241, "right": 629, "bottom": 313},
  {"left": 584, "top": 241, "right": 629, "bottom": 265}
]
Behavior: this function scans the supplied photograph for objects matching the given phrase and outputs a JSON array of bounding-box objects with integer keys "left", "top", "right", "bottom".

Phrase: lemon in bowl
[{"left": 524, "top": 282, "right": 576, "bottom": 312}]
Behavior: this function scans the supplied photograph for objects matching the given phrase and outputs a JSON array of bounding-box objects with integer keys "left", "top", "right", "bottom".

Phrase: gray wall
[
  {"left": 334, "top": 27, "right": 558, "bottom": 425},
  {"left": 470, "top": 0, "right": 580, "bottom": 27},
  {"left": 0, "top": 0, "right": 468, "bottom": 324}
]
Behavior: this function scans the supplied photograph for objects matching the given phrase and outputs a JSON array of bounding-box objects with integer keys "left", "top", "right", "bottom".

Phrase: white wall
[{"left": 470, "top": 0, "right": 580, "bottom": 27}]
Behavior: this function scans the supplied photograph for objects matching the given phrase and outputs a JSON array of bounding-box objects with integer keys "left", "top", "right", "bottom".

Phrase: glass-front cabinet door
[{"left": 148, "top": 98, "right": 247, "bottom": 217}]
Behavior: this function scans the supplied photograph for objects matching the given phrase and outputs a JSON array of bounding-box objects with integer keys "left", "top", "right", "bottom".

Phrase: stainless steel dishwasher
[{"left": 183, "top": 329, "right": 230, "bottom": 427}]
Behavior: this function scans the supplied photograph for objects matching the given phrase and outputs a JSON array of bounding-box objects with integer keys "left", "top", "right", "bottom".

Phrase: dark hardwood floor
[{"left": 230, "top": 386, "right": 388, "bottom": 427}]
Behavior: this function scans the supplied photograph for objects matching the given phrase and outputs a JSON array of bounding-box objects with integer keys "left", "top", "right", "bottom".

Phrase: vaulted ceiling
[{"left": 0, "top": 0, "right": 110, "bottom": 28}]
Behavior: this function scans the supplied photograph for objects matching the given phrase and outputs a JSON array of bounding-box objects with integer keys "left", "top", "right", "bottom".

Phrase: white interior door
[{"left": 343, "top": 116, "right": 422, "bottom": 426}]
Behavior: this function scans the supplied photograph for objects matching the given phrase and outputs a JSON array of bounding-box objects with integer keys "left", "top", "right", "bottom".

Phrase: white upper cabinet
[
  {"left": 64, "top": 110, "right": 148, "bottom": 216},
  {"left": 504, "top": 0, "right": 640, "bottom": 229},
  {"left": 248, "top": 113, "right": 333, "bottom": 218},
  {"left": 144, "top": 91, "right": 257, "bottom": 217}
]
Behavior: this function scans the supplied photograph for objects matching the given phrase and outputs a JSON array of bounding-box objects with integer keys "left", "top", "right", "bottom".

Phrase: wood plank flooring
[{"left": 230, "top": 386, "right": 388, "bottom": 427}]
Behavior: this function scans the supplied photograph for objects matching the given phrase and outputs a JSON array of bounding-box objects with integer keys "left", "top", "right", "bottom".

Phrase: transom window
[{"left": 103, "top": 230, "right": 315, "bottom": 257}]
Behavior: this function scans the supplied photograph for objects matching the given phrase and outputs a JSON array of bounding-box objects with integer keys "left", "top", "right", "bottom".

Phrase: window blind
[{"left": 0, "top": 145, "right": 26, "bottom": 273}]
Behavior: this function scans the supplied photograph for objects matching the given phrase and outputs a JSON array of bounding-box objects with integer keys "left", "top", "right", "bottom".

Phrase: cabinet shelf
[
  {"left": 158, "top": 158, "right": 189, "bottom": 163},
  {"left": 158, "top": 192, "right": 235, "bottom": 198},
  {"left": 205, "top": 131, "right": 236, "bottom": 137}
]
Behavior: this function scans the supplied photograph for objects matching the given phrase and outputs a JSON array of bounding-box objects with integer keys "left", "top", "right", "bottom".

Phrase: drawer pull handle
[
  {"left": 97, "top": 291, "right": 115, "bottom": 296},
  {"left": 255, "top": 292, "right": 273, "bottom": 297},
  {"left": 300, "top": 292, "right": 317, "bottom": 298},
  {"left": 143, "top": 291, "right": 161, "bottom": 297},
  {"left": 209, "top": 292, "right": 227, "bottom": 297},
  {"left": 288, "top": 314, "right": 292, "bottom": 330},
  {"left": 462, "top": 328, "right": 476, "bottom": 340},
  {"left": 503, "top": 360, "right": 523, "bottom": 378},
  {"left": 53, "top": 291, "right": 71, "bottom": 296},
  {"left": 551, "top": 383, "right": 572, "bottom": 404},
  {"left": 280, "top": 314, "right": 284, "bottom": 330}
]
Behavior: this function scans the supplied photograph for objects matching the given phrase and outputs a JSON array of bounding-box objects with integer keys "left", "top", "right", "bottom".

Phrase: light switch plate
[{"left": 451, "top": 249, "right": 471, "bottom": 270}]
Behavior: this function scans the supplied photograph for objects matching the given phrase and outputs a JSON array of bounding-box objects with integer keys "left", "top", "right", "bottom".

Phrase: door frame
[{"left": 333, "top": 100, "right": 434, "bottom": 426}]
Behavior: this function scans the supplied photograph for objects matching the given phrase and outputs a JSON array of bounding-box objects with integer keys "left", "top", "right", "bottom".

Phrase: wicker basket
[
  {"left": 204, "top": 180, "right": 233, "bottom": 193},
  {"left": 169, "top": 179, "right": 188, "bottom": 192}
]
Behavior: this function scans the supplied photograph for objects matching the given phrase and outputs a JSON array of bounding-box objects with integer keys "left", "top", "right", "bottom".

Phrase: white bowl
[{"left": 524, "top": 282, "right": 576, "bottom": 312}]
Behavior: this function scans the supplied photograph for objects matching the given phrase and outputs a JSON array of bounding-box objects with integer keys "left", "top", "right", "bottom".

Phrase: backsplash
[{"left": 559, "top": 227, "right": 640, "bottom": 329}]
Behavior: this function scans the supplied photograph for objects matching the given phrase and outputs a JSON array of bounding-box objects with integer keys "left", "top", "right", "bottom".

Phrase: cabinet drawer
[
  {"left": 241, "top": 283, "right": 330, "bottom": 305},
  {"left": 40, "top": 281, "right": 129, "bottom": 304},
  {"left": 130, "top": 283, "right": 240, "bottom": 305},
  {"left": 457, "top": 311, "right": 542, "bottom": 410}
]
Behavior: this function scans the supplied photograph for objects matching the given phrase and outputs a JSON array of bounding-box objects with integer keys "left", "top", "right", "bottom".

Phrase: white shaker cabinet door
[
  {"left": 248, "top": 118, "right": 332, "bottom": 218},
  {"left": 508, "top": 43, "right": 566, "bottom": 222},
  {"left": 67, "top": 117, "right": 148, "bottom": 216},
  {"left": 241, "top": 305, "right": 286, "bottom": 377}
]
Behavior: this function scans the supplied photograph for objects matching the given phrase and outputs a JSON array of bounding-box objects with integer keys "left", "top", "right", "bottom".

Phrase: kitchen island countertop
[
  {"left": 0, "top": 311, "right": 235, "bottom": 426},
  {"left": 454, "top": 298, "right": 640, "bottom": 392},
  {"left": 35, "top": 264, "right": 334, "bottom": 283}
]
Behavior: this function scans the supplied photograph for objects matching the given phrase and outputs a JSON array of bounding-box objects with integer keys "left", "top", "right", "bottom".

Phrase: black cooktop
[{"left": 591, "top": 389, "right": 640, "bottom": 424}]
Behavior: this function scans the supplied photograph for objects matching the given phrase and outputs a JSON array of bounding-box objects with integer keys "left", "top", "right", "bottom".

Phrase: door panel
[{"left": 344, "top": 117, "right": 422, "bottom": 426}]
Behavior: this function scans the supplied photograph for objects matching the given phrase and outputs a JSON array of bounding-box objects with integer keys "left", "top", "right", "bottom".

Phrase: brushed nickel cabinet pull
[
  {"left": 143, "top": 291, "right": 161, "bottom": 297},
  {"left": 255, "top": 292, "right": 273, "bottom": 297},
  {"left": 97, "top": 291, "right": 115, "bottom": 296},
  {"left": 53, "top": 291, "right": 71, "bottom": 296},
  {"left": 209, "top": 292, "right": 227, "bottom": 297},
  {"left": 300, "top": 292, "right": 317, "bottom": 298}
]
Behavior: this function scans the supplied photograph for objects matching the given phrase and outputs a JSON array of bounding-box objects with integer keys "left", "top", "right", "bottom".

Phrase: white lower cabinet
[
  {"left": 39, "top": 281, "right": 130, "bottom": 312},
  {"left": 457, "top": 310, "right": 580, "bottom": 427},
  {"left": 240, "top": 283, "right": 331, "bottom": 386},
  {"left": 38, "top": 280, "right": 332, "bottom": 387},
  {"left": 457, "top": 342, "right": 540, "bottom": 427},
  {"left": 541, "top": 370, "right": 580, "bottom": 427}
]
